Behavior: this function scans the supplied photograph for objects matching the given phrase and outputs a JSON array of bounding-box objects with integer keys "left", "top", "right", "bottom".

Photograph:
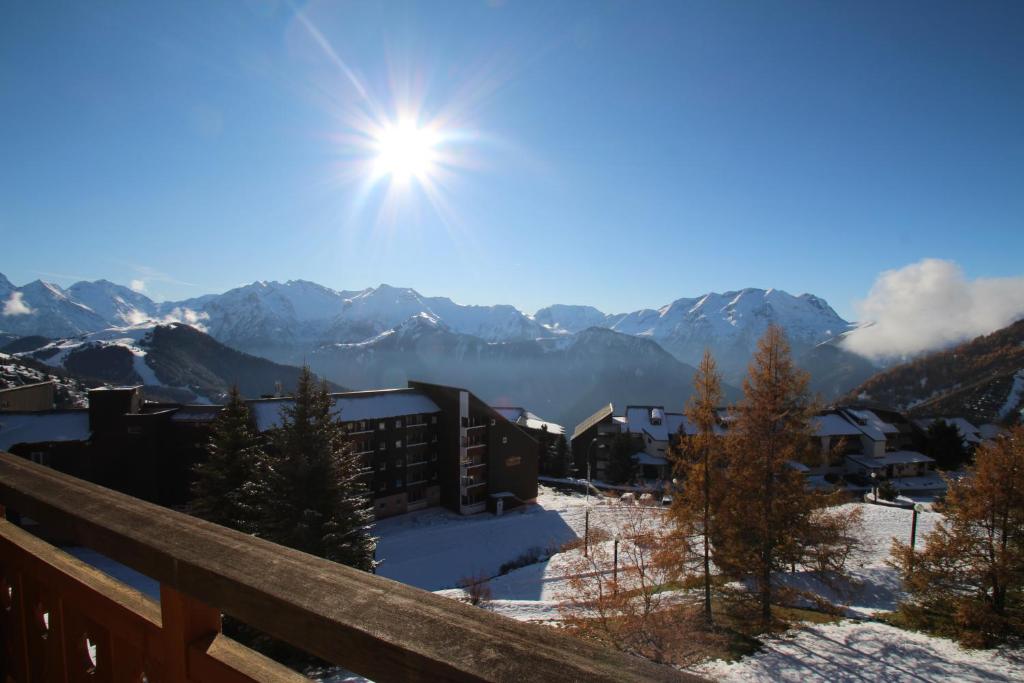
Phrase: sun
[{"left": 372, "top": 120, "right": 440, "bottom": 183}]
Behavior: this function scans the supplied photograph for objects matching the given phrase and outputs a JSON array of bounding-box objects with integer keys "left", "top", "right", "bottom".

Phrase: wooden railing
[{"left": 0, "top": 453, "right": 697, "bottom": 682}]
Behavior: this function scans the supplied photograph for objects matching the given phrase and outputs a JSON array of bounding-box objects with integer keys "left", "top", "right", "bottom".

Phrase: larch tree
[
  {"left": 261, "top": 366, "right": 377, "bottom": 571},
  {"left": 891, "top": 425, "right": 1024, "bottom": 646},
  {"left": 712, "top": 325, "right": 829, "bottom": 628},
  {"left": 191, "top": 385, "right": 264, "bottom": 535},
  {"left": 669, "top": 349, "right": 724, "bottom": 624}
]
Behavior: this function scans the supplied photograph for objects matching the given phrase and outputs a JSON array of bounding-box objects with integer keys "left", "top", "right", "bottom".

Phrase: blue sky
[{"left": 2, "top": 1, "right": 1021, "bottom": 320}]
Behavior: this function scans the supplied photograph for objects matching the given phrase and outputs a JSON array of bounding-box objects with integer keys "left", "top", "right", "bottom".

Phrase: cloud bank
[
  {"left": 842, "top": 259, "right": 1024, "bottom": 359},
  {"left": 129, "top": 279, "right": 146, "bottom": 293},
  {"left": 2, "top": 292, "right": 32, "bottom": 316}
]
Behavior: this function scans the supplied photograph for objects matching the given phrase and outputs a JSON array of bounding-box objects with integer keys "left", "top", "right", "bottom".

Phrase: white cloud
[
  {"left": 129, "top": 279, "right": 146, "bottom": 293},
  {"left": 2, "top": 292, "right": 32, "bottom": 316},
  {"left": 161, "top": 307, "right": 210, "bottom": 332},
  {"left": 842, "top": 259, "right": 1024, "bottom": 359}
]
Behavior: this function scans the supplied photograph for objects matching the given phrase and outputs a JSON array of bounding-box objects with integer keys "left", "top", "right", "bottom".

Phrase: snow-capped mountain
[
  {"left": 0, "top": 272, "right": 868, "bottom": 404},
  {"left": 0, "top": 278, "right": 110, "bottom": 338},
  {"left": 66, "top": 280, "right": 158, "bottom": 326},
  {"left": 533, "top": 304, "right": 608, "bottom": 334},
  {"left": 533, "top": 288, "right": 855, "bottom": 383}
]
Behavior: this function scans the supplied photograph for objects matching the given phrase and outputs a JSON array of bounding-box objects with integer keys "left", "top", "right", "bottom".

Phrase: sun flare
[{"left": 372, "top": 120, "right": 440, "bottom": 182}]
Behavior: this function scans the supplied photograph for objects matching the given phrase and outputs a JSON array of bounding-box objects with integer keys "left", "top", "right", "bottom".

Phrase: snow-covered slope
[{"left": 67, "top": 280, "right": 157, "bottom": 326}]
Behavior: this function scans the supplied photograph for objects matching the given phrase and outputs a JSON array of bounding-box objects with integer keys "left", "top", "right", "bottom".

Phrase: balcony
[{"left": 0, "top": 453, "right": 692, "bottom": 682}]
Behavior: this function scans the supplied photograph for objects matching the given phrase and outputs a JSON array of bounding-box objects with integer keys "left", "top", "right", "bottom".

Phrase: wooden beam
[{"left": 0, "top": 453, "right": 700, "bottom": 682}]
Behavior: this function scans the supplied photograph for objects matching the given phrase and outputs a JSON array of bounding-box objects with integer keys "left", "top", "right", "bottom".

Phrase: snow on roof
[
  {"left": 523, "top": 412, "right": 564, "bottom": 435},
  {"left": 786, "top": 460, "right": 810, "bottom": 473},
  {"left": 0, "top": 411, "right": 91, "bottom": 450},
  {"left": 837, "top": 409, "right": 891, "bottom": 441},
  {"left": 979, "top": 423, "right": 1004, "bottom": 440},
  {"left": 248, "top": 390, "right": 440, "bottom": 432},
  {"left": 492, "top": 406, "right": 524, "bottom": 423},
  {"left": 632, "top": 451, "right": 669, "bottom": 466},
  {"left": 913, "top": 417, "right": 982, "bottom": 444},
  {"left": 571, "top": 403, "right": 615, "bottom": 442},
  {"left": 491, "top": 406, "right": 564, "bottom": 435},
  {"left": 625, "top": 406, "right": 669, "bottom": 442},
  {"left": 847, "top": 450, "right": 934, "bottom": 468},
  {"left": 664, "top": 413, "right": 685, "bottom": 436},
  {"left": 814, "top": 413, "right": 863, "bottom": 437}
]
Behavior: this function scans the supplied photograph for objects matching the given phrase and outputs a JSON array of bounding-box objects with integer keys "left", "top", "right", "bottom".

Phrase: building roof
[
  {"left": 813, "top": 413, "right": 864, "bottom": 438},
  {"left": 0, "top": 410, "right": 91, "bottom": 451},
  {"left": 839, "top": 408, "right": 895, "bottom": 441},
  {"left": 491, "top": 406, "right": 564, "bottom": 435},
  {"left": 847, "top": 450, "right": 934, "bottom": 468},
  {"left": 632, "top": 451, "right": 669, "bottom": 467},
  {"left": 247, "top": 389, "right": 440, "bottom": 432},
  {"left": 913, "top": 417, "right": 982, "bottom": 444},
  {"left": 170, "top": 405, "right": 225, "bottom": 423},
  {"left": 0, "top": 380, "right": 54, "bottom": 395},
  {"left": 625, "top": 406, "right": 669, "bottom": 442},
  {"left": 571, "top": 403, "right": 615, "bottom": 442}
]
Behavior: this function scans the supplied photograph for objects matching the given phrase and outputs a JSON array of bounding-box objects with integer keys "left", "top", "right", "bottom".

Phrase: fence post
[{"left": 160, "top": 585, "right": 222, "bottom": 681}]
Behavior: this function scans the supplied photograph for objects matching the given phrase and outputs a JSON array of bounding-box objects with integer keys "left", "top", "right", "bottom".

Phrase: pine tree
[
  {"left": 551, "top": 434, "right": 572, "bottom": 478},
  {"left": 891, "top": 425, "right": 1024, "bottom": 646},
  {"left": 925, "top": 419, "right": 969, "bottom": 470},
  {"left": 712, "top": 325, "right": 822, "bottom": 628},
  {"left": 261, "top": 367, "right": 377, "bottom": 571},
  {"left": 669, "top": 349, "right": 723, "bottom": 624},
  {"left": 191, "top": 385, "right": 263, "bottom": 535},
  {"left": 606, "top": 432, "right": 638, "bottom": 484}
]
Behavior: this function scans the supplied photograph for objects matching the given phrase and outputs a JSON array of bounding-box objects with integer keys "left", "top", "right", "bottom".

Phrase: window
[
  {"left": 502, "top": 436, "right": 508, "bottom": 444},
  {"left": 490, "top": 418, "right": 496, "bottom": 426},
  {"left": 395, "top": 419, "right": 401, "bottom": 428},
  {"left": 379, "top": 442, "right": 386, "bottom": 451},
  {"left": 396, "top": 459, "right": 404, "bottom": 468},
  {"left": 432, "top": 434, "right": 438, "bottom": 443},
  {"left": 379, "top": 462, "right": 387, "bottom": 471},
  {"left": 379, "top": 422, "right": 385, "bottom": 430},
  {"left": 395, "top": 479, "right": 402, "bottom": 488},
  {"left": 431, "top": 416, "right": 437, "bottom": 424},
  {"left": 395, "top": 440, "right": 402, "bottom": 448}
]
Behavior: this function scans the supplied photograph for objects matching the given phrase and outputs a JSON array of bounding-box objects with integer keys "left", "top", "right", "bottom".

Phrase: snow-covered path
[{"left": 695, "top": 621, "right": 1024, "bottom": 682}]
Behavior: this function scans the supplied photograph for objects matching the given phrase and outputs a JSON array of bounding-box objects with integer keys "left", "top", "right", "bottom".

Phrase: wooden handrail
[{"left": 0, "top": 452, "right": 698, "bottom": 682}]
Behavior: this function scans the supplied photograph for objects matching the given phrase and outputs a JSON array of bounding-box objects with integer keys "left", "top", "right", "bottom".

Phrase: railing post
[{"left": 160, "top": 585, "right": 222, "bottom": 681}]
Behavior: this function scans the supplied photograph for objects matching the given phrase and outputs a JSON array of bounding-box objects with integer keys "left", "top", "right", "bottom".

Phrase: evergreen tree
[
  {"left": 261, "top": 367, "right": 376, "bottom": 570},
  {"left": 712, "top": 325, "right": 833, "bottom": 628},
  {"left": 891, "top": 425, "right": 1024, "bottom": 646},
  {"left": 606, "top": 432, "right": 638, "bottom": 484},
  {"left": 191, "top": 385, "right": 263, "bottom": 534},
  {"left": 925, "top": 419, "right": 970, "bottom": 470},
  {"left": 669, "top": 349, "right": 724, "bottom": 624},
  {"left": 550, "top": 434, "right": 572, "bottom": 478}
]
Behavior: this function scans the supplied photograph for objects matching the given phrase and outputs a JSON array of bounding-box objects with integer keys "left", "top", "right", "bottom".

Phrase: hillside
[
  {"left": 309, "top": 318, "right": 740, "bottom": 430},
  {"left": 14, "top": 323, "right": 341, "bottom": 404},
  {"left": 845, "top": 318, "right": 1024, "bottom": 424}
]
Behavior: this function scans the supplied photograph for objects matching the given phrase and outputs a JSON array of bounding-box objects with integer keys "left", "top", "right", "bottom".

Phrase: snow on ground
[
  {"left": 775, "top": 502, "right": 939, "bottom": 617},
  {"left": 374, "top": 486, "right": 625, "bottom": 591},
  {"left": 694, "top": 621, "right": 1024, "bottom": 682}
]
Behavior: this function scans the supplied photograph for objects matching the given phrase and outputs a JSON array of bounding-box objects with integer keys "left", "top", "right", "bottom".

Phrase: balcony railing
[{"left": 0, "top": 453, "right": 693, "bottom": 682}]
